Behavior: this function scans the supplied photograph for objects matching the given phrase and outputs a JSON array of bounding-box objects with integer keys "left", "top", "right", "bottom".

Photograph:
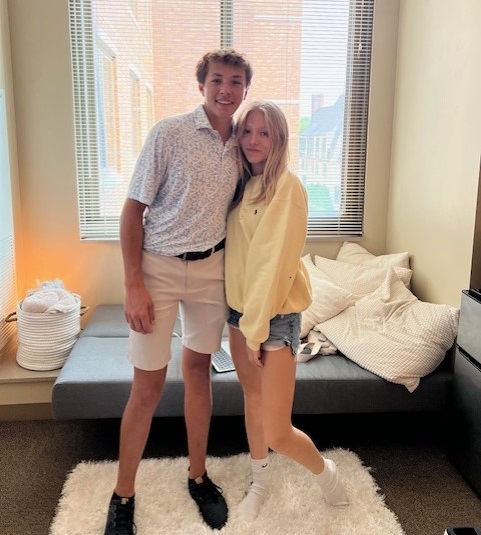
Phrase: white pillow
[
  {"left": 318, "top": 268, "right": 459, "bottom": 391},
  {"left": 300, "top": 255, "right": 355, "bottom": 338},
  {"left": 336, "top": 241, "right": 410, "bottom": 270},
  {"left": 314, "top": 255, "right": 413, "bottom": 296}
]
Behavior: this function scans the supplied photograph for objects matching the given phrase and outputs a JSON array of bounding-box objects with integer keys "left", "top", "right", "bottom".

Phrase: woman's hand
[{"left": 247, "top": 346, "right": 263, "bottom": 368}]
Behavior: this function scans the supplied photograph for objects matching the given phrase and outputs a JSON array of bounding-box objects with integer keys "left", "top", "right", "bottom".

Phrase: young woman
[{"left": 225, "top": 100, "right": 349, "bottom": 522}]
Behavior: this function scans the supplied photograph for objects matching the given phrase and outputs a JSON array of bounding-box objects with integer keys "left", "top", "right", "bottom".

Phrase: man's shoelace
[{"left": 194, "top": 479, "right": 223, "bottom": 504}]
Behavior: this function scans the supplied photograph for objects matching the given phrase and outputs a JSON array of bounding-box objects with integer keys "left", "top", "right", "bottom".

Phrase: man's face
[{"left": 199, "top": 62, "right": 248, "bottom": 123}]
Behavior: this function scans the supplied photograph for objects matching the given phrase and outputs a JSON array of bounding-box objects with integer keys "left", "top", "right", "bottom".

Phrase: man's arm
[{"left": 120, "top": 198, "right": 155, "bottom": 334}]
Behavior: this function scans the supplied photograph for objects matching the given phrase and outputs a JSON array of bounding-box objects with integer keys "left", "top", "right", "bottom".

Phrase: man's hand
[
  {"left": 124, "top": 286, "right": 155, "bottom": 334},
  {"left": 120, "top": 198, "right": 153, "bottom": 334}
]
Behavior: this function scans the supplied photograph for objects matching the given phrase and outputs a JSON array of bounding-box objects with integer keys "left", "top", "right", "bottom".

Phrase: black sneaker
[
  {"left": 188, "top": 472, "right": 228, "bottom": 530},
  {"left": 104, "top": 493, "right": 136, "bottom": 535}
]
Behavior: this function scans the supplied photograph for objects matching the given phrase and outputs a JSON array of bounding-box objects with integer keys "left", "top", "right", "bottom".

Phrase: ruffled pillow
[
  {"left": 336, "top": 241, "right": 410, "bottom": 270},
  {"left": 300, "top": 255, "right": 355, "bottom": 338},
  {"left": 318, "top": 269, "right": 459, "bottom": 391},
  {"left": 314, "top": 255, "right": 413, "bottom": 297}
]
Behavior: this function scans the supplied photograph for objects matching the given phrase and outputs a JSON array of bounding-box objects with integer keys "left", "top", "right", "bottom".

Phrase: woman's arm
[{"left": 240, "top": 175, "right": 309, "bottom": 350}]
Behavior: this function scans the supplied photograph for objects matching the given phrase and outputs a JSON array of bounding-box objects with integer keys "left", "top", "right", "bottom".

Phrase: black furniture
[{"left": 449, "top": 289, "right": 481, "bottom": 498}]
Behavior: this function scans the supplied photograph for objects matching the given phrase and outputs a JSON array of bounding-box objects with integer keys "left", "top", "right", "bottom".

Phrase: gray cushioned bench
[{"left": 51, "top": 304, "right": 454, "bottom": 419}]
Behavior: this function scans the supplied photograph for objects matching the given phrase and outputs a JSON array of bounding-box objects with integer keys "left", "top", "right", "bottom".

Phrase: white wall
[{"left": 387, "top": 0, "right": 481, "bottom": 304}]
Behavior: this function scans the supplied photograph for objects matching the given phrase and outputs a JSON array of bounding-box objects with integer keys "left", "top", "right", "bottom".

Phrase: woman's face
[{"left": 239, "top": 109, "right": 271, "bottom": 175}]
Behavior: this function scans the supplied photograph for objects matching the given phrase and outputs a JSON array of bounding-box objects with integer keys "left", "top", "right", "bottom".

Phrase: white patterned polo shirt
[{"left": 128, "top": 105, "right": 239, "bottom": 256}]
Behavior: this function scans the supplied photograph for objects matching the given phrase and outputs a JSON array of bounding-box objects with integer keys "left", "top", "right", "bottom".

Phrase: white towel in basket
[{"left": 21, "top": 288, "right": 79, "bottom": 314}]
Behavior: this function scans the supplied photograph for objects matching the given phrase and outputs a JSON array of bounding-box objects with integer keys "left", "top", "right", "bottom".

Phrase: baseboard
[{"left": 0, "top": 403, "right": 53, "bottom": 421}]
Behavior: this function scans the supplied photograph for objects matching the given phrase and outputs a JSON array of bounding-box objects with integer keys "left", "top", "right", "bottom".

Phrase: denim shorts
[{"left": 227, "top": 307, "right": 301, "bottom": 356}]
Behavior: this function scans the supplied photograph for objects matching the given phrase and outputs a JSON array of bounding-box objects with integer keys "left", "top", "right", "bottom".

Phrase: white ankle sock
[
  {"left": 315, "top": 458, "right": 349, "bottom": 507},
  {"left": 238, "top": 457, "right": 270, "bottom": 522}
]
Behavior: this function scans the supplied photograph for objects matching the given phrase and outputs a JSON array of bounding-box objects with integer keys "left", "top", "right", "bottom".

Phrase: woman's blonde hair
[{"left": 231, "top": 100, "right": 289, "bottom": 209}]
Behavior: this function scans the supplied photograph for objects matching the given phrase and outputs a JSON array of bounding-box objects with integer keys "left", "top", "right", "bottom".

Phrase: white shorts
[{"left": 128, "top": 249, "right": 227, "bottom": 371}]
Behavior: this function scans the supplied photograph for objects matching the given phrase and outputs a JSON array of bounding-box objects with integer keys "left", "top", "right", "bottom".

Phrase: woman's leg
[
  {"left": 261, "top": 347, "right": 349, "bottom": 507},
  {"left": 260, "top": 347, "right": 323, "bottom": 472},
  {"left": 228, "top": 326, "right": 270, "bottom": 520},
  {"left": 228, "top": 325, "right": 267, "bottom": 459}
]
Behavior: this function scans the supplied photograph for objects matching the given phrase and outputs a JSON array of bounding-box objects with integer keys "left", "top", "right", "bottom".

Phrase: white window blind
[
  {"left": 0, "top": 89, "right": 17, "bottom": 350},
  {"left": 69, "top": 0, "right": 374, "bottom": 240}
]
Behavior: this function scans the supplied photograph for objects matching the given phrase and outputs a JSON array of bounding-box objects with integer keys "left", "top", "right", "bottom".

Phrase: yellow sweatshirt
[{"left": 225, "top": 169, "right": 312, "bottom": 351}]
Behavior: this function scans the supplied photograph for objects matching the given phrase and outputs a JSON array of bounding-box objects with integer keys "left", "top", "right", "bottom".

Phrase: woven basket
[{"left": 5, "top": 298, "right": 88, "bottom": 371}]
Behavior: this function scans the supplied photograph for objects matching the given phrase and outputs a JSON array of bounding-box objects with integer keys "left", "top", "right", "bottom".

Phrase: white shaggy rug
[{"left": 49, "top": 448, "right": 406, "bottom": 535}]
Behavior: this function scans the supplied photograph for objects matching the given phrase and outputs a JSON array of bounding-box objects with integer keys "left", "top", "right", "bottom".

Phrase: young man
[{"left": 104, "top": 49, "right": 252, "bottom": 534}]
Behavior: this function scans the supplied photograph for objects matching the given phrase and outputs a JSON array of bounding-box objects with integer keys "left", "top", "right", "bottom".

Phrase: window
[{"left": 69, "top": 0, "right": 374, "bottom": 239}]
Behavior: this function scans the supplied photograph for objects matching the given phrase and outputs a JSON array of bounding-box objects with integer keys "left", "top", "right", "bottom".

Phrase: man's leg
[
  {"left": 180, "top": 250, "right": 228, "bottom": 530},
  {"left": 182, "top": 347, "right": 228, "bottom": 530},
  {"left": 182, "top": 347, "right": 212, "bottom": 479},
  {"left": 104, "top": 366, "right": 167, "bottom": 535},
  {"left": 115, "top": 366, "right": 168, "bottom": 496},
  {"left": 180, "top": 250, "right": 226, "bottom": 478},
  {"left": 104, "top": 251, "right": 180, "bottom": 534}
]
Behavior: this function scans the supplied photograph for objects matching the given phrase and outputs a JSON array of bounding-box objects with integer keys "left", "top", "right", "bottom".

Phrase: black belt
[{"left": 176, "top": 238, "right": 225, "bottom": 261}]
